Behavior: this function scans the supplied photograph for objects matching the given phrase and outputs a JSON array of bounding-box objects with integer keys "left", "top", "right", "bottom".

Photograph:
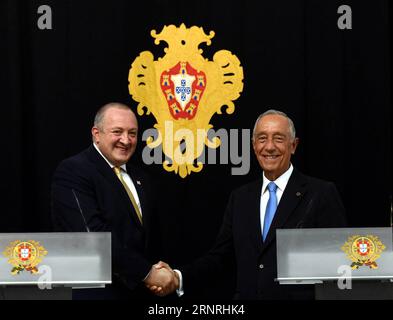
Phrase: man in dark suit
[
  {"left": 149, "top": 109, "right": 346, "bottom": 299},
  {"left": 51, "top": 102, "right": 178, "bottom": 299}
]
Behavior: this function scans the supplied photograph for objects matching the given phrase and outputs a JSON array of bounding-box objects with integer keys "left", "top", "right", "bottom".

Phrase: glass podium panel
[
  {"left": 276, "top": 228, "right": 393, "bottom": 284},
  {"left": 0, "top": 232, "right": 111, "bottom": 288}
]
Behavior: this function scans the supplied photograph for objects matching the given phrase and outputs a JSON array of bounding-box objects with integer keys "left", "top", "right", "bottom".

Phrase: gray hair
[
  {"left": 252, "top": 109, "right": 296, "bottom": 141},
  {"left": 93, "top": 102, "right": 133, "bottom": 130}
]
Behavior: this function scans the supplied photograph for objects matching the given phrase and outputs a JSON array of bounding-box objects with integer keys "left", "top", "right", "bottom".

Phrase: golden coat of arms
[
  {"left": 341, "top": 235, "right": 385, "bottom": 269},
  {"left": 3, "top": 240, "right": 48, "bottom": 275},
  {"left": 129, "top": 24, "right": 244, "bottom": 178}
]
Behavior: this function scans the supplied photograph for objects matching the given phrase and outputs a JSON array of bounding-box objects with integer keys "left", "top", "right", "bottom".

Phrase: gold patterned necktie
[{"left": 113, "top": 166, "right": 143, "bottom": 225}]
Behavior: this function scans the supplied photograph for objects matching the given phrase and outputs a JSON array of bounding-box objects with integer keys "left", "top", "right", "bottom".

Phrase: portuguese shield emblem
[
  {"left": 341, "top": 235, "right": 385, "bottom": 269},
  {"left": 129, "top": 24, "right": 244, "bottom": 178}
]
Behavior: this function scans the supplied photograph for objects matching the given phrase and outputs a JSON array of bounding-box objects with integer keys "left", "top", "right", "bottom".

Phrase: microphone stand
[{"left": 72, "top": 189, "right": 90, "bottom": 232}]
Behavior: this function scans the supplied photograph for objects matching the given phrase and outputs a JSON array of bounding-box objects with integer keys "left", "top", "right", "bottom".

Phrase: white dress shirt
[
  {"left": 260, "top": 164, "right": 293, "bottom": 237},
  {"left": 93, "top": 143, "right": 142, "bottom": 215}
]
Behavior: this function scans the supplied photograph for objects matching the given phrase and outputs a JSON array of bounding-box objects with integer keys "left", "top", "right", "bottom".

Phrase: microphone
[
  {"left": 71, "top": 189, "right": 90, "bottom": 232},
  {"left": 295, "top": 198, "right": 314, "bottom": 228}
]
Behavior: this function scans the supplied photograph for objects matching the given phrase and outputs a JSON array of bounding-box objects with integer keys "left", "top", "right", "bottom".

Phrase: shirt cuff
[{"left": 173, "top": 269, "right": 184, "bottom": 297}]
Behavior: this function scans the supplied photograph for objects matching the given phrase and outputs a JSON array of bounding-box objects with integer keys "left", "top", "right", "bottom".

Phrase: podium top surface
[
  {"left": 0, "top": 232, "right": 111, "bottom": 287},
  {"left": 276, "top": 227, "right": 393, "bottom": 284}
]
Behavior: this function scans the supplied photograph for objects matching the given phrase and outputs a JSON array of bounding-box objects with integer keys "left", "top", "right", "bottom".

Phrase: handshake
[{"left": 144, "top": 261, "right": 180, "bottom": 296}]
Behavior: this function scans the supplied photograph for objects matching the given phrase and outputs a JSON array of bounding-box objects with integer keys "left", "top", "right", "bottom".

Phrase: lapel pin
[
  {"left": 137, "top": 180, "right": 141, "bottom": 185},
  {"left": 296, "top": 192, "right": 302, "bottom": 197}
]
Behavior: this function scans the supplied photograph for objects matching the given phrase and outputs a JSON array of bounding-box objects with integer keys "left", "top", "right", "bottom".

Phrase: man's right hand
[{"left": 144, "top": 261, "right": 179, "bottom": 296}]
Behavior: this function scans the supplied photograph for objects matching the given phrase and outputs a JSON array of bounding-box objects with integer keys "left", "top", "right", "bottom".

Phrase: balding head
[{"left": 94, "top": 102, "right": 137, "bottom": 130}]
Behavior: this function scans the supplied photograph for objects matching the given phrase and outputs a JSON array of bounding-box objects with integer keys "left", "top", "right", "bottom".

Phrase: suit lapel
[
  {"left": 86, "top": 145, "right": 143, "bottom": 229},
  {"left": 261, "top": 169, "right": 308, "bottom": 250},
  {"left": 245, "top": 179, "right": 265, "bottom": 253}
]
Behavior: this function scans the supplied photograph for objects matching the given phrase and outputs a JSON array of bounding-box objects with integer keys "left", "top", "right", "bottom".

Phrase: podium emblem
[
  {"left": 3, "top": 240, "right": 48, "bottom": 275},
  {"left": 341, "top": 235, "right": 385, "bottom": 269}
]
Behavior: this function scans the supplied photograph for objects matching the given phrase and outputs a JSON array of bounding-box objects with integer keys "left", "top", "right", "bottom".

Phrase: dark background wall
[{"left": 1, "top": 0, "right": 391, "bottom": 298}]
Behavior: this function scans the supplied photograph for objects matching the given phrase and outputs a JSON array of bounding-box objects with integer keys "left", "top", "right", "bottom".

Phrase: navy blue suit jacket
[
  {"left": 51, "top": 145, "right": 157, "bottom": 294},
  {"left": 182, "top": 168, "right": 347, "bottom": 300}
]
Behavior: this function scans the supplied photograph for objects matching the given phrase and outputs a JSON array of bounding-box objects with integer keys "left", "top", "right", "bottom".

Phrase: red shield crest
[
  {"left": 160, "top": 61, "right": 206, "bottom": 120},
  {"left": 18, "top": 245, "right": 31, "bottom": 261},
  {"left": 356, "top": 239, "right": 370, "bottom": 256}
]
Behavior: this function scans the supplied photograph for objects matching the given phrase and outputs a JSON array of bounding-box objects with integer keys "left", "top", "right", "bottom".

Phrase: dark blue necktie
[{"left": 262, "top": 182, "right": 278, "bottom": 241}]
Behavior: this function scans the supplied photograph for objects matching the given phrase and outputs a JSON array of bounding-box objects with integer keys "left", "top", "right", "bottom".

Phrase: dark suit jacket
[
  {"left": 182, "top": 168, "right": 347, "bottom": 300},
  {"left": 51, "top": 145, "right": 158, "bottom": 298}
]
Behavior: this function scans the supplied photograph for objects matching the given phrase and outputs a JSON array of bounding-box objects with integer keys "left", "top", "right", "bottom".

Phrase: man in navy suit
[
  {"left": 150, "top": 109, "right": 347, "bottom": 299},
  {"left": 51, "top": 102, "right": 178, "bottom": 299}
]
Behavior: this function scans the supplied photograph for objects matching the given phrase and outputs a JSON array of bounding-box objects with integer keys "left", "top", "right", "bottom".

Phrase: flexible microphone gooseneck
[{"left": 72, "top": 189, "right": 90, "bottom": 232}]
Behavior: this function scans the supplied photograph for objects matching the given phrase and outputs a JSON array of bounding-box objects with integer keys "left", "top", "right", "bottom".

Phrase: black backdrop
[{"left": 1, "top": 0, "right": 391, "bottom": 299}]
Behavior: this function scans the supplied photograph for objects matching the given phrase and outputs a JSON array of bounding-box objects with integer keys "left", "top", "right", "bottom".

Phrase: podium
[
  {"left": 0, "top": 232, "right": 111, "bottom": 300},
  {"left": 276, "top": 227, "right": 393, "bottom": 300}
]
